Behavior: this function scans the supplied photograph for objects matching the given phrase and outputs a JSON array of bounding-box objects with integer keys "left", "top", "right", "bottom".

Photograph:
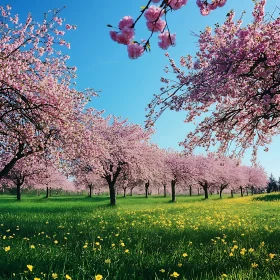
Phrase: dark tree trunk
[
  {"left": 109, "top": 183, "right": 116, "bottom": 206},
  {"left": 246, "top": 188, "right": 249, "bottom": 196},
  {"left": 16, "top": 184, "right": 21, "bottom": 201},
  {"left": 231, "top": 190, "right": 234, "bottom": 198},
  {"left": 240, "top": 187, "right": 243, "bottom": 197},
  {"left": 204, "top": 187, "right": 209, "bottom": 199},
  {"left": 145, "top": 181, "right": 149, "bottom": 198},
  {"left": 123, "top": 188, "right": 126, "bottom": 197},
  {"left": 201, "top": 183, "right": 208, "bottom": 199},
  {"left": 158, "top": 188, "right": 160, "bottom": 195},
  {"left": 189, "top": 186, "right": 192, "bottom": 196},
  {"left": 106, "top": 165, "right": 122, "bottom": 206},
  {"left": 171, "top": 180, "right": 176, "bottom": 202},
  {"left": 130, "top": 188, "right": 133, "bottom": 196},
  {"left": 89, "top": 184, "right": 92, "bottom": 198},
  {"left": 163, "top": 184, "right": 167, "bottom": 197},
  {"left": 219, "top": 184, "right": 228, "bottom": 199},
  {"left": 251, "top": 186, "right": 254, "bottom": 195},
  {"left": 46, "top": 186, "right": 49, "bottom": 198}
]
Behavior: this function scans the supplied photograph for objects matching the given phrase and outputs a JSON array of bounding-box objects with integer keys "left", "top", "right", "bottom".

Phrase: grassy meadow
[{"left": 1, "top": 193, "right": 280, "bottom": 280}]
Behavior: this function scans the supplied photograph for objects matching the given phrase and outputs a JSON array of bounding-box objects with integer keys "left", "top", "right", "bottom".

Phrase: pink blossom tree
[
  {"left": 0, "top": 155, "right": 46, "bottom": 201},
  {"left": 91, "top": 116, "right": 152, "bottom": 205},
  {"left": 35, "top": 165, "right": 74, "bottom": 198},
  {"left": 242, "top": 165, "right": 268, "bottom": 195},
  {"left": 165, "top": 150, "right": 196, "bottom": 202},
  {"left": 0, "top": 5, "right": 96, "bottom": 179},
  {"left": 146, "top": 0, "right": 280, "bottom": 161}
]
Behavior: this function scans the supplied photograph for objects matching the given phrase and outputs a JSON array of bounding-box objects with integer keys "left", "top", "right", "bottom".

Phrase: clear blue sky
[{"left": 4, "top": 0, "right": 280, "bottom": 178}]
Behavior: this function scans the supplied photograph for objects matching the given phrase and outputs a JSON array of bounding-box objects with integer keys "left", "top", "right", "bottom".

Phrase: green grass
[{"left": 1, "top": 193, "right": 280, "bottom": 280}]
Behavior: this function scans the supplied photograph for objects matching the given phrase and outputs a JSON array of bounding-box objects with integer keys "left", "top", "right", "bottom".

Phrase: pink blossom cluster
[
  {"left": 144, "top": 5, "right": 166, "bottom": 33},
  {"left": 127, "top": 43, "right": 144, "bottom": 59},
  {"left": 110, "top": 0, "right": 228, "bottom": 58},
  {"left": 110, "top": 16, "right": 135, "bottom": 45},
  {"left": 196, "top": 0, "right": 226, "bottom": 16},
  {"left": 158, "top": 31, "right": 176, "bottom": 49},
  {"left": 168, "top": 0, "right": 188, "bottom": 10}
]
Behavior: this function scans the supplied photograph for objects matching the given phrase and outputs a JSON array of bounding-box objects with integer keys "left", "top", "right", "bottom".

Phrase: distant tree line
[{"left": 267, "top": 174, "right": 280, "bottom": 193}]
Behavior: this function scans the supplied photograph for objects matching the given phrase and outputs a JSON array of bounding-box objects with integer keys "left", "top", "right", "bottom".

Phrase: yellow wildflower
[
  {"left": 65, "top": 274, "right": 71, "bottom": 280},
  {"left": 95, "top": 275, "right": 103, "bottom": 280},
  {"left": 4, "top": 246, "right": 10, "bottom": 252},
  {"left": 125, "top": 249, "right": 129, "bottom": 253},
  {"left": 34, "top": 278, "right": 40, "bottom": 280},
  {"left": 229, "top": 252, "right": 233, "bottom": 257},
  {"left": 27, "top": 265, "right": 33, "bottom": 272},
  {"left": 52, "top": 273, "right": 58, "bottom": 279},
  {"left": 30, "top": 245, "right": 35, "bottom": 249},
  {"left": 170, "top": 271, "right": 180, "bottom": 278},
  {"left": 178, "top": 263, "right": 182, "bottom": 267},
  {"left": 251, "top": 263, "right": 258, "bottom": 268},
  {"left": 269, "top": 253, "right": 276, "bottom": 259},
  {"left": 105, "top": 259, "right": 111, "bottom": 264},
  {"left": 182, "top": 253, "right": 188, "bottom": 257},
  {"left": 159, "top": 269, "right": 165, "bottom": 273},
  {"left": 240, "top": 248, "right": 246, "bottom": 255},
  {"left": 54, "top": 240, "right": 58, "bottom": 244},
  {"left": 248, "top": 248, "right": 254, "bottom": 253}
]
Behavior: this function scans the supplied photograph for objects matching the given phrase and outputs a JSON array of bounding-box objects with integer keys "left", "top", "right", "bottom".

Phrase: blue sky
[{"left": 4, "top": 0, "right": 280, "bottom": 178}]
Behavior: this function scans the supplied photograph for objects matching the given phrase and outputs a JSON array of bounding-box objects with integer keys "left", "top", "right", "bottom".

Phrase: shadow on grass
[{"left": 253, "top": 193, "right": 280, "bottom": 201}]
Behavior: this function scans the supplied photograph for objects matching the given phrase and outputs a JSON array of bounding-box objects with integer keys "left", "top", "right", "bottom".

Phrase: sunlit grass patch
[{"left": 1, "top": 194, "right": 280, "bottom": 279}]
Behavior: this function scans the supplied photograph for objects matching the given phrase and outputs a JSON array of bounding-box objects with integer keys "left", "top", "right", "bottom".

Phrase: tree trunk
[
  {"left": 46, "top": 186, "right": 49, "bottom": 198},
  {"left": 219, "top": 188, "right": 222, "bottom": 199},
  {"left": 123, "top": 188, "right": 126, "bottom": 197},
  {"left": 130, "top": 188, "right": 133, "bottom": 196},
  {"left": 109, "top": 183, "right": 116, "bottom": 206},
  {"left": 246, "top": 188, "right": 249, "bottom": 196},
  {"left": 203, "top": 185, "right": 209, "bottom": 199},
  {"left": 189, "top": 186, "right": 192, "bottom": 196},
  {"left": 198, "top": 188, "right": 200, "bottom": 195},
  {"left": 251, "top": 186, "right": 254, "bottom": 195},
  {"left": 171, "top": 180, "right": 176, "bottom": 202},
  {"left": 89, "top": 184, "right": 92, "bottom": 198},
  {"left": 240, "top": 187, "right": 243, "bottom": 197},
  {"left": 158, "top": 188, "right": 160, "bottom": 195},
  {"left": 16, "top": 184, "right": 21, "bottom": 201},
  {"left": 145, "top": 186, "right": 148, "bottom": 198},
  {"left": 231, "top": 190, "right": 234, "bottom": 198},
  {"left": 163, "top": 184, "right": 167, "bottom": 197},
  {"left": 145, "top": 181, "right": 149, "bottom": 198}
]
